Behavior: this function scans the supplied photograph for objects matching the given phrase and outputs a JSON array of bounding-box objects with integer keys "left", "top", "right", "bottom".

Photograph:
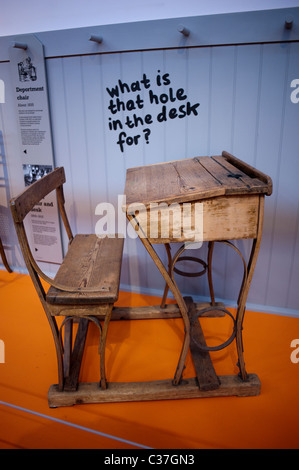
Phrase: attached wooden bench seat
[
  {"left": 10, "top": 167, "right": 124, "bottom": 394},
  {"left": 47, "top": 234, "right": 124, "bottom": 306}
]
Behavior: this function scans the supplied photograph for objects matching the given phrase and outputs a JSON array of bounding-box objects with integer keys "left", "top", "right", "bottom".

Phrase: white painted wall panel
[{"left": 265, "top": 43, "right": 299, "bottom": 309}]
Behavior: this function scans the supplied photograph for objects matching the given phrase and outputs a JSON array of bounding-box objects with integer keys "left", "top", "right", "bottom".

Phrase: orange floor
[{"left": 0, "top": 269, "right": 298, "bottom": 449}]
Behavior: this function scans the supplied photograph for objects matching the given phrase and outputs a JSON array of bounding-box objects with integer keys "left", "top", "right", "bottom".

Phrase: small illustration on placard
[
  {"left": 23, "top": 163, "right": 52, "bottom": 186},
  {"left": 18, "top": 57, "right": 37, "bottom": 82}
]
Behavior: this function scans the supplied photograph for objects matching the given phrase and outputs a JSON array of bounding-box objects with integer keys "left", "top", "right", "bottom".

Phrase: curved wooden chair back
[{"left": 10, "top": 167, "right": 124, "bottom": 395}]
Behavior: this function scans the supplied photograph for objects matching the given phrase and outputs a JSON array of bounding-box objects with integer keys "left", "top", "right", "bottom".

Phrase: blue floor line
[{"left": 0, "top": 400, "right": 153, "bottom": 449}]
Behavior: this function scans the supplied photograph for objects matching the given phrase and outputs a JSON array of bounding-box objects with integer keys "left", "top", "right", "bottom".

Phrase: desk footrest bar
[
  {"left": 110, "top": 302, "right": 225, "bottom": 321},
  {"left": 48, "top": 374, "right": 260, "bottom": 407},
  {"left": 185, "top": 296, "right": 220, "bottom": 391}
]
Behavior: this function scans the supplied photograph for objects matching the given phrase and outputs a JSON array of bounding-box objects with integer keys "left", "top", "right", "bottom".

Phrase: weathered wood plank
[
  {"left": 125, "top": 158, "right": 225, "bottom": 210},
  {"left": 10, "top": 167, "right": 65, "bottom": 223},
  {"left": 185, "top": 296, "right": 220, "bottom": 391},
  {"left": 110, "top": 302, "right": 225, "bottom": 320},
  {"left": 63, "top": 318, "right": 89, "bottom": 391},
  {"left": 199, "top": 156, "right": 246, "bottom": 192},
  {"left": 222, "top": 151, "right": 272, "bottom": 195},
  {"left": 63, "top": 319, "right": 73, "bottom": 378},
  {"left": 133, "top": 194, "right": 259, "bottom": 244},
  {"left": 46, "top": 235, "right": 124, "bottom": 304},
  {"left": 167, "top": 157, "right": 223, "bottom": 197},
  {"left": 124, "top": 153, "right": 271, "bottom": 212},
  {"left": 48, "top": 374, "right": 261, "bottom": 407},
  {"left": 212, "top": 155, "right": 267, "bottom": 194}
]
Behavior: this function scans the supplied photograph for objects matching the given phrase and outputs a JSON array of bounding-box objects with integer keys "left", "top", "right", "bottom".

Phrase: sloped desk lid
[{"left": 124, "top": 151, "right": 272, "bottom": 212}]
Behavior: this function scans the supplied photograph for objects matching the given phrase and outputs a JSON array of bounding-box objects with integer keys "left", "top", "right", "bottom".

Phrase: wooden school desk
[
  {"left": 48, "top": 151, "right": 272, "bottom": 406},
  {"left": 121, "top": 150, "right": 272, "bottom": 399}
]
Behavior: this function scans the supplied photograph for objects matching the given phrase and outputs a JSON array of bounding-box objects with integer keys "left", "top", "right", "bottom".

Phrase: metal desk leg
[
  {"left": 236, "top": 196, "right": 264, "bottom": 380},
  {"left": 0, "top": 237, "right": 12, "bottom": 273},
  {"left": 236, "top": 199, "right": 264, "bottom": 380},
  {"left": 129, "top": 224, "right": 190, "bottom": 386},
  {"left": 160, "top": 243, "right": 172, "bottom": 309},
  {"left": 161, "top": 242, "right": 213, "bottom": 308}
]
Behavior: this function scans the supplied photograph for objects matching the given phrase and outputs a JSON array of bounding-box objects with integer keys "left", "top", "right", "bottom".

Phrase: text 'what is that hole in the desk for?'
[{"left": 106, "top": 70, "right": 200, "bottom": 153}]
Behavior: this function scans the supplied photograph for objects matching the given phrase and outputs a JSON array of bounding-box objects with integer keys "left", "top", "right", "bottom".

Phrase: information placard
[{"left": 9, "top": 35, "right": 63, "bottom": 264}]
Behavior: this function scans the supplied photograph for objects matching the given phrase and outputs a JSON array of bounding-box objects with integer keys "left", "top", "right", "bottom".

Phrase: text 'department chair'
[{"left": 10, "top": 167, "right": 124, "bottom": 399}]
